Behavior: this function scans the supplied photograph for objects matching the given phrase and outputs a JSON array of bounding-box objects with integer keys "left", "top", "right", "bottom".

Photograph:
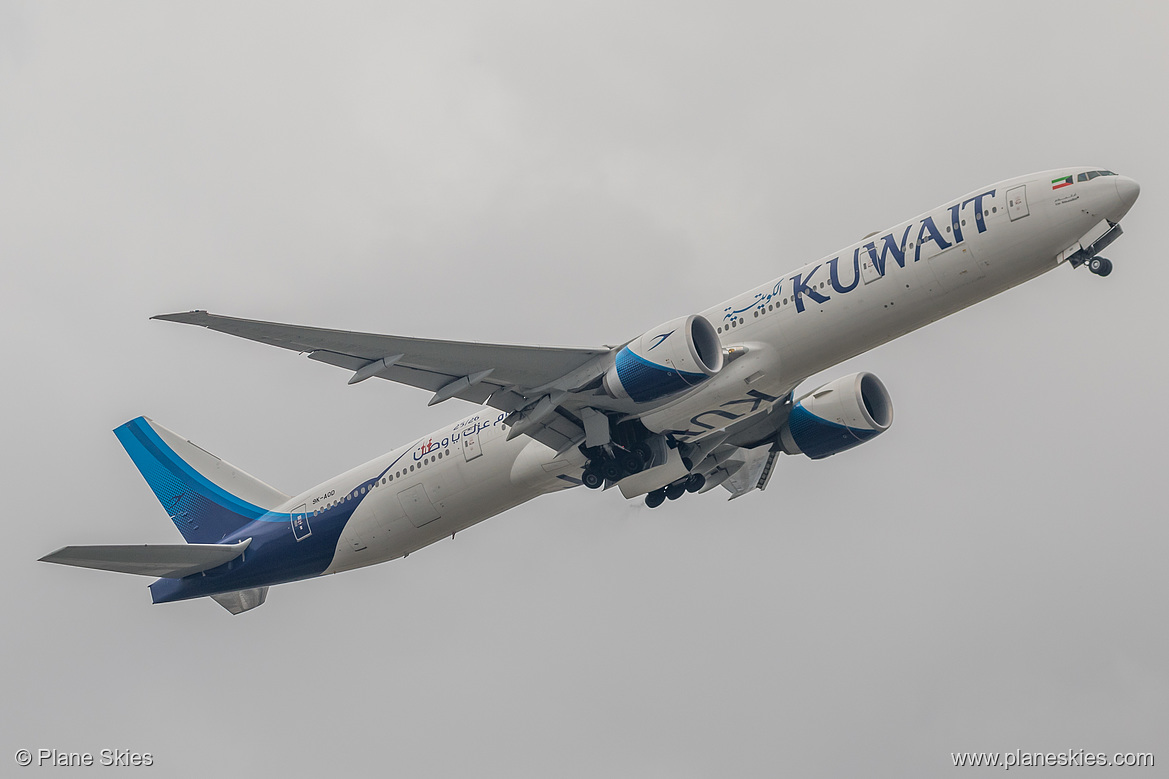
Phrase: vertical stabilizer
[{"left": 114, "top": 417, "right": 289, "bottom": 544}]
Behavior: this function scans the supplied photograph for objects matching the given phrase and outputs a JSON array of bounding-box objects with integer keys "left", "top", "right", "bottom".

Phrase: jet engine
[
  {"left": 778, "top": 372, "right": 893, "bottom": 459},
  {"left": 603, "top": 315, "right": 724, "bottom": 403}
]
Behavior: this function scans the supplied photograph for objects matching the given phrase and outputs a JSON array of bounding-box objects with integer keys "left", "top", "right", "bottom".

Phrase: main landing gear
[
  {"left": 1088, "top": 256, "right": 1113, "bottom": 277},
  {"left": 580, "top": 442, "right": 653, "bottom": 490},
  {"left": 643, "top": 473, "right": 705, "bottom": 508}
]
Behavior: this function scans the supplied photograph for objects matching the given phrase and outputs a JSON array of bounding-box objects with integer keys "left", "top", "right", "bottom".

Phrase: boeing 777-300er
[{"left": 41, "top": 168, "right": 1140, "bottom": 613}]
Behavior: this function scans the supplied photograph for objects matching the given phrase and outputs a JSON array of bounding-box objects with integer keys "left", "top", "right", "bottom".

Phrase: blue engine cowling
[
  {"left": 603, "top": 315, "right": 724, "bottom": 403},
  {"left": 778, "top": 372, "right": 893, "bottom": 459}
]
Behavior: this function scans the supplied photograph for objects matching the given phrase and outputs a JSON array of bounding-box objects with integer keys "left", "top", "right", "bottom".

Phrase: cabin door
[
  {"left": 1006, "top": 185, "right": 1029, "bottom": 221},
  {"left": 462, "top": 429, "right": 483, "bottom": 461}
]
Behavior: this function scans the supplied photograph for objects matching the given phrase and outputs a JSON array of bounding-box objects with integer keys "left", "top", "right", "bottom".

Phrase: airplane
[{"left": 41, "top": 167, "right": 1140, "bottom": 614}]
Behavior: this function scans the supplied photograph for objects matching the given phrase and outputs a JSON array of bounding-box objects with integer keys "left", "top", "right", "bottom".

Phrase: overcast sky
[{"left": 3, "top": 2, "right": 1167, "bottom": 776}]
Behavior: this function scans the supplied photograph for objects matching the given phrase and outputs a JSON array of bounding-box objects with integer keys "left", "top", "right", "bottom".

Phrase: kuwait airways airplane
[{"left": 42, "top": 168, "right": 1139, "bottom": 614}]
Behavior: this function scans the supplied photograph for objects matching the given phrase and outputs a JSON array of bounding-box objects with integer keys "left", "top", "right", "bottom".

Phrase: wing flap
[
  {"left": 306, "top": 350, "right": 370, "bottom": 372},
  {"left": 39, "top": 539, "right": 252, "bottom": 578},
  {"left": 722, "top": 446, "right": 776, "bottom": 499}
]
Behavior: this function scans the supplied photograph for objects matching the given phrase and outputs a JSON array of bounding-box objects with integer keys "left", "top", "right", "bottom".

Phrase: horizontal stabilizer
[
  {"left": 39, "top": 539, "right": 251, "bottom": 578},
  {"left": 211, "top": 586, "right": 268, "bottom": 614}
]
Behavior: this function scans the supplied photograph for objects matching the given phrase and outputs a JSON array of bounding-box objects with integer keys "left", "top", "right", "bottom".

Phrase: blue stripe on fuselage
[{"left": 148, "top": 474, "right": 385, "bottom": 603}]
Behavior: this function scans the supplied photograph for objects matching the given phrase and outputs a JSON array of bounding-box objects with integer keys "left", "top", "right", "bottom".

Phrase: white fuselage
[
  {"left": 297, "top": 168, "right": 1136, "bottom": 575},
  {"left": 313, "top": 411, "right": 583, "bottom": 574}
]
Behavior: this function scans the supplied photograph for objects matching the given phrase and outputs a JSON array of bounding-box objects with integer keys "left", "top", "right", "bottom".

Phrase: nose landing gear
[
  {"left": 1088, "top": 256, "right": 1113, "bottom": 276},
  {"left": 1067, "top": 221, "right": 1122, "bottom": 277}
]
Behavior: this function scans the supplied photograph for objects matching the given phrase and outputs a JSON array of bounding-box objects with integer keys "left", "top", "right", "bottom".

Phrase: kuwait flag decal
[{"left": 1052, "top": 175, "right": 1074, "bottom": 190}]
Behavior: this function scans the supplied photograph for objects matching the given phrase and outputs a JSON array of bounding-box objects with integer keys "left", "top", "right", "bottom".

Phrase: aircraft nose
[{"left": 1113, "top": 175, "right": 1140, "bottom": 219}]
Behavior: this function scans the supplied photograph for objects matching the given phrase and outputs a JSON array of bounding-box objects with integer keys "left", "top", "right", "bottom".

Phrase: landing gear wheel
[
  {"left": 582, "top": 469, "right": 603, "bottom": 490},
  {"left": 645, "top": 490, "right": 665, "bottom": 509},
  {"left": 1089, "top": 256, "right": 1113, "bottom": 276},
  {"left": 664, "top": 482, "right": 686, "bottom": 501},
  {"left": 619, "top": 452, "right": 643, "bottom": 476},
  {"left": 685, "top": 473, "right": 706, "bottom": 493},
  {"left": 601, "top": 460, "right": 623, "bottom": 483}
]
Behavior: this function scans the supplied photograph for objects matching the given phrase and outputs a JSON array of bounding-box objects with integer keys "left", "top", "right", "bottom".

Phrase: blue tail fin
[{"left": 114, "top": 417, "right": 290, "bottom": 544}]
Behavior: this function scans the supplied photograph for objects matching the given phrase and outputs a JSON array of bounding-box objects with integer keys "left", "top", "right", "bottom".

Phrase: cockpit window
[{"left": 1077, "top": 170, "right": 1118, "bottom": 182}]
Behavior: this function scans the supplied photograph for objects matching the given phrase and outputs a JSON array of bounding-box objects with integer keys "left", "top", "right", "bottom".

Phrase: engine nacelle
[
  {"left": 779, "top": 372, "right": 893, "bottom": 459},
  {"left": 603, "top": 315, "right": 724, "bottom": 403}
]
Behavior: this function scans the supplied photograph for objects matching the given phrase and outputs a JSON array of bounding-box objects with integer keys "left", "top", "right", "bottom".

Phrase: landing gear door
[
  {"left": 462, "top": 429, "right": 482, "bottom": 461},
  {"left": 1006, "top": 185, "right": 1029, "bottom": 221}
]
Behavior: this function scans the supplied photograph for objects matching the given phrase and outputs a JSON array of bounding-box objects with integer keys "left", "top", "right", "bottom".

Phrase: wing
[{"left": 154, "top": 310, "right": 613, "bottom": 451}]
